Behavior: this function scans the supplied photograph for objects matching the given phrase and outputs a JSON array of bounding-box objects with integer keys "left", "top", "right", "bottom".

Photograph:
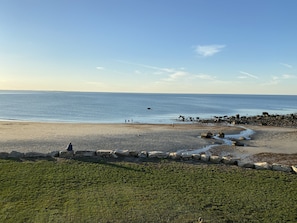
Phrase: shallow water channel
[{"left": 177, "top": 126, "right": 255, "bottom": 156}]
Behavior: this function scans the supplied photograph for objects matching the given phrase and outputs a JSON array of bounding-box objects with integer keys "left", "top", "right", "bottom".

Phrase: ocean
[{"left": 0, "top": 91, "right": 296, "bottom": 123}]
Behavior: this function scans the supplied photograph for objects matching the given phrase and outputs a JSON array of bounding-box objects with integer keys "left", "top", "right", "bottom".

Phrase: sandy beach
[{"left": 0, "top": 121, "right": 296, "bottom": 165}]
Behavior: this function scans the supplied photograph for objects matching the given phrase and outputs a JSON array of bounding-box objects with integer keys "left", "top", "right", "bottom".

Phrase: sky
[{"left": 1, "top": 0, "right": 297, "bottom": 94}]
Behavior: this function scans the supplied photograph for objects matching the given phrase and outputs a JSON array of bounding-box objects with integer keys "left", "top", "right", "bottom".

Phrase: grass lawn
[{"left": 0, "top": 158, "right": 296, "bottom": 223}]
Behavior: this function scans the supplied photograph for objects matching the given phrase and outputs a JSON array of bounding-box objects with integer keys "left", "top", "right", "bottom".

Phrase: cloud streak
[
  {"left": 195, "top": 44, "right": 226, "bottom": 57},
  {"left": 193, "top": 74, "right": 217, "bottom": 81},
  {"left": 280, "top": 63, "right": 292, "bottom": 68},
  {"left": 273, "top": 74, "right": 296, "bottom": 81},
  {"left": 262, "top": 74, "right": 296, "bottom": 86},
  {"left": 282, "top": 74, "right": 296, "bottom": 79},
  {"left": 116, "top": 60, "right": 171, "bottom": 74},
  {"left": 162, "top": 71, "right": 187, "bottom": 82},
  {"left": 117, "top": 60, "right": 182, "bottom": 76},
  {"left": 238, "top": 71, "right": 259, "bottom": 79},
  {"left": 116, "top": 60, "right": 220, "bottom": 86}
]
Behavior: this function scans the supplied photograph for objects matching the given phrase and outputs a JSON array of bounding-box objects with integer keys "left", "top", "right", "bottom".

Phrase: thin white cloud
[
  {"left": 171, "top": 71, "right": 187, "bottom": 79},
  {"left": 280, "top": 63, "right": 292, "bottom": 69},
  {"left": 237, "top": 76, "right": 248, "bottom": 79},
  {"left": 161, "top": 68, "right": 175, "bottom": 73},
  {"left": 117, "top": 60, "right": 184, "bottom": 76},
  {"left": 262, "top": 80, "right": 278, "bottom": 86},
  {"left": 163, "top": 71, "right": 187, "bottom": 82},
  {"left": 151, "top": 67, "right": 176, "bottom": 74},
  {"left": 195, "top": 44, "right": 226, "bottom": 57},
  {"left": 193, "top": 74, "right": 217, "bottom": 81},
  {"left": 117, "top": 60, "right": 219, "bottom": 84},
  {"left": 272, "top": 74, "right": 296, "bottom": 80},
  {"left": 116, "top": 60, "right": 166, "bottom": 73},
  {"left": 282, "top": 74, "right": 296, "bottom": 79},
  {"left": 96, "top": 66, "right": 104, "bottom": 70},
  {"left": 262, "top": 74, "right": 296, "bottom": 86},
  {"left": 239, "top": 71, "right": 259, "bottom": 79},
  {"left": 163, "top": 72, "right": 217, "bottom": 82}
]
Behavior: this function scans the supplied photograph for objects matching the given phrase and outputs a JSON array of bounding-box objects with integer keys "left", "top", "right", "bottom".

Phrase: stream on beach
[{"left": 177, "top": 126, "right": 255, "bottom": 157}]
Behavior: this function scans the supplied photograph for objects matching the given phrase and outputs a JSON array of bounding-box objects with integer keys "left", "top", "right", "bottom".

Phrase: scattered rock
[
  {"left": 272, "top": 163, "right": 292, "bottom": 172},
  {"left": 201, "top": 132, "right": 213, "bottom": 138},
  {"left": 192, "top": 153, "right": 201, "bottom": 160},
  {"left": 148, "top": 151, "right": 168, "bottom": 159},
  {"left": 209, "top": 155, "right": 222, "bottom": 163},
  {"left": 169, "top": 152, "right": 181, "bottom": 159},
  {"left": 128, "top": 151, "right": 139, "bottom": 157},
  {"left": 291, "top": 165, "right": 297, "bottom": 174},
  {"left": 96, "top": 149, "right": 114, "bottom": 157},
  {"left": 180, "top": 152, "right": 193, "bottom": 160},
  {"left": 254, "top": 162, "right": 271, "bottom": 170},
  {"left": 0, "top": 152, "right": 9, "bottom": 158},
  {"left": 138, "top": 151, "right": 148, "bottom": 158},
  {"left": 217, "top": 132, "right": 225, "bottom": 138},
  {"left": 237, "top": 161, "right": 254, "bottom": 168},
  {"left": 8, "top": 151, "right": 24, "bottom": 158},
  {"left": 200, "top": 154, "right": 209, "bottom": 162},
  {"left": 114, "top": 149, "right": 130, "bottom": 157},
  {"left": 221, "top": 156, "right": 237, "bottom": 165},
  {"left": 24, "top": 152, "right": 48, "bottom": 158},
  {"left": 48, "top": 151, "right": 59, "bottom": 157},
  {"left": 59, "top": 150, "right": 74, "bottom": 158},
  {"left": 232, "top": 140, "right": 245, "bottom": 146},
  {"left": 75, "top": 151, "right": 96, "bottom": 157}
]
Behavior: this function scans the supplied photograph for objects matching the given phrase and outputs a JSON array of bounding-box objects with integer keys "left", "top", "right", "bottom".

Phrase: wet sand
[{"left": 0, "top": 122, "right": 239, "bottom": 153}]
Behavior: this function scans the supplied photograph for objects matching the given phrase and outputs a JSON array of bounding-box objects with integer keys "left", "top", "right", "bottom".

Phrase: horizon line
[{"left": 0, "top": 89, "right": 296, "bottom": 96}]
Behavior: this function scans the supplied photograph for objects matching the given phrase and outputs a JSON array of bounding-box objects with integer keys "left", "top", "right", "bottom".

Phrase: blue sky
[{"left": 1, "top": 0, "right": 297, "bottom": 94}]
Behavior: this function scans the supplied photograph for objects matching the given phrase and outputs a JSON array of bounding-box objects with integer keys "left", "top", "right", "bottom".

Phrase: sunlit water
[{"left": 0, "top": 91, "right": 296, "bottom": 123}]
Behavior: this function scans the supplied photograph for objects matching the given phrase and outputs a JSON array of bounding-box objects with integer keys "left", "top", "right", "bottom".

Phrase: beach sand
[
  {"left": 208, "top": 125, "right": 297, "bottom": 165},
  {"left": 0, "top": 121, "right": 296, "bottom": 164}
]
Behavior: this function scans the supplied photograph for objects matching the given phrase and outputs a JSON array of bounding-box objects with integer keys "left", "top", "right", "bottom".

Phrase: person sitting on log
[{"left": 66, "top": 143, "right": 73, "bottom": 151}]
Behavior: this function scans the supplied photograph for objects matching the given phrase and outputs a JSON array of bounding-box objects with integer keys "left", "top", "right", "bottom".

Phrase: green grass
[{"left": 0, "top": 158, "right": 296, "bottom": 223}]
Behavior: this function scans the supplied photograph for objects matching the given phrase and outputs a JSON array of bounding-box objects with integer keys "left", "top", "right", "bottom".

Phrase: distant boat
[{"left": 147, "top": 107, "right": 151, "bottom": 110}]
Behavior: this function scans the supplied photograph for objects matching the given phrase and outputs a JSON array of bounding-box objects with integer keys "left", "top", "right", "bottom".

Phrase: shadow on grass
[
  {"left": 71, "top": 156, "right": 195, "bottom": 171},
  {"left": 2, "top": 156, "right": 57, "bottom": 162},
  {"left": 72, "top": 155, "right": 208, "bottom": 171},
  {"left": 1, "top": 156, "right": 145, "bottom": 172},
  {"left": 1, "top": 155, "right": 208, "bottom": 173}
]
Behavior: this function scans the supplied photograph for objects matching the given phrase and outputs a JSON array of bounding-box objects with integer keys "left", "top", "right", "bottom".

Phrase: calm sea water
[{"left": 0, "top": 91, "right": 296, "bottom": 123}]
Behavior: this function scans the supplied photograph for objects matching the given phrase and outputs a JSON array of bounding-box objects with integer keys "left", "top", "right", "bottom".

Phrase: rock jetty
[{"left": 178, "top": 112, "right": 297, "bottom": 128}]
